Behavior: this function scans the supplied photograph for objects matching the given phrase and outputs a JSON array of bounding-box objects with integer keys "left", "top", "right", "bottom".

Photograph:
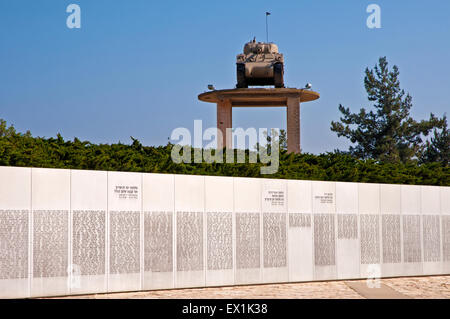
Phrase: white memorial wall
[
  {"left": 358, "top": 183, "right": 381, "bottom": 279},
  {"left": 0, "top": 166, "right": 448, "bottom": 298}
]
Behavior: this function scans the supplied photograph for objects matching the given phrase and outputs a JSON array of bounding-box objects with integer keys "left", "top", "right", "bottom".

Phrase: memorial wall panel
[
  {"left": 380, "top": 184, "right": 403, "bottom": 277},
  {"left": 236, "top": 213, "right": 260, "bottom": 266},
  {"left": 0, "top": 167, "right": 31, "bottom": 298},
  {"left": 402, "top": 215, "right": 421, "bottom": 262},
  {"left": 33, "top": 210, "right": 68, "bottom": 277},
  {"left": 312, "top": 181, "right": 336, "bottom": 280},
  {"left": 72, "top": 211, "right": 105, "bottom": 274},
  {"left": 70, "top": 170, "right": 107, "bottom": 295},
  {"left": 261, "top": 179, "right": 288, "bottom": 283},
  {"left": 360, "top": 214, "right": 380, "bottom": 264},
  {"left": 420, "top": 186, "right": 442, "bottom": 274},
  {"left": 177, "top": 212, "right": 203, "bottom": 271},
  {"left": 358, "top": 183, "right": 381, "bottom": 278},
  {"left": 143, "top": 173, "right": 174, "bottom": 290},
  {"left": 31, "top": 168, "right": 70, "bottom": 297},
  {"left": 263, "top": 213, "right": 286, "bottom": 268},
  {"left": 422, "top": 186, "right": 442, "bottom": 274},
  {"left": 0, "top": 210, "right": 28, "bottom": 279},
  {"left": 262, "top": 212, "right": 287, "bottom": 283},
  {"left": 107, "top": 171, "right": 141, "bottom": 292},
  {"left": 442, "top": 186, "right": 450, "bottom": 273},
  {"left": 401, "top": 185, "right": 423, "bottom": 276},
  {"left": 204, "top": 176, "right": 234, "bottom": 286},
  {"left": 234, "top": 178, "right": 261, "bottom": 284},
  {"left": 335, "top": 182, "right": 360, "bottom": 279},
  {"left": 287, "top": 180, "right": 313, "bottom": 282},
  {"left": 443, "top": 215, "right": 450, "bottom": 265},
  {"left": 109, "top": 212, "right": 140, "bottom": 274},
  {"left": 207, "top": 212, "right": 232, "bottom": 270},
  {"left": 442, "top": 187, "right": 450, "bottom": 215},
  {"left": 381, "top": 214, "right": 401, "bottom": 265},
  {"left": 144, "top": 212, "right": 172, "bottom": 272},
  {"left": 422, "top": 215, "right": 440, "bottom": 262},
  {"left": 313, "top": 214, "right": 335, "bottom": 265},
  {"left": 174, "top": 175, "right": 205, "bottom": 288}
]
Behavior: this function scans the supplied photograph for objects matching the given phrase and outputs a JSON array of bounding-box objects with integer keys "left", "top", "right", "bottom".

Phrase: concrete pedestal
[
  {"left": 217, "top": 99, "right": 232, "bottom": 149},
  {"left": 287, "top": 97, "right": 300, "bottom": 153},
  {"left": 198, "top": 88, "right": 319, "bottom": 153}
]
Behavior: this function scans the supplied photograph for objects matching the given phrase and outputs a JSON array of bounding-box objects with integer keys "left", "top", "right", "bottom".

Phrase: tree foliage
[
  {"left": 420, "top": 115, "right": 449, "bottom": 165},
  {"left": 0, "top": 119, "right": 448, "bottom": 186},
  {"left": 331, "top": 57, "right": 447, "bottom": 164}
]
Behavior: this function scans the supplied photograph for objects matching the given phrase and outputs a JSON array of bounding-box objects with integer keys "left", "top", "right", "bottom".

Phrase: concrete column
[
  {"left": 217, "top": 99, "right": 232, "bottom": 149},
  {"left": 287, "top": 97, "right": 300, "bottom": 153}
]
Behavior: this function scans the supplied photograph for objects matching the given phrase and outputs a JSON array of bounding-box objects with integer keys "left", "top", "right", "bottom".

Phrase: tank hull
[{"left": 236, "top": 62, "right": 284, "bottom": 88}]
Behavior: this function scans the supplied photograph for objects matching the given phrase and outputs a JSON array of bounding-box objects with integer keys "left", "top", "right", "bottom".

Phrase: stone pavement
[
  {"left": 345, "top": 282, "right": 411, "bottom": 299},
  {"left": 52, "top": 275, "right": 450, "bottom": 299}
]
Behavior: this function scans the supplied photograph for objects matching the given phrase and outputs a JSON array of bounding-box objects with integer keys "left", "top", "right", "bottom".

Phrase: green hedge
[{"left": 0, "top": 132, "right": 448, "bottom": 186}]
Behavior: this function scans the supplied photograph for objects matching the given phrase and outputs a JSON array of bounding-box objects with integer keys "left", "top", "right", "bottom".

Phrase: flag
[{"left": 266, "top": 12, "right": 271, "bottom": 16}]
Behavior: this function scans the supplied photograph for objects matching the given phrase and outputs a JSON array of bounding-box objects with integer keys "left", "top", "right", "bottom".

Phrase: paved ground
[
  {"left": 53, "top": 275, "right": 450, "bottom": 299},
  {"left": 345, "top": 281, "right": 411, "bottom": 299}
]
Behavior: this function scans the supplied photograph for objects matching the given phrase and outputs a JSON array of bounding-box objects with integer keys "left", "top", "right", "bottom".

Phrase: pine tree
[
  {"left": 331, "top": 57, "right": 444, "bottom": 163},
  {"left": 420, "top": 115, "right": 449, "bottom": 166}
]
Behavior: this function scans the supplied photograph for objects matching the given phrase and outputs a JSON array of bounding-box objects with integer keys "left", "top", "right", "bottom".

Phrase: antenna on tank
[{"left": 265, "top": 12, "right": 271, "bottom": 43}]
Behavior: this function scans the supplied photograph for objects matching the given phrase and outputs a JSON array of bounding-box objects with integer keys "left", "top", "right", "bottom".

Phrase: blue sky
[{"left": 0, "top": 0, "right": 449, "bottom": 153}]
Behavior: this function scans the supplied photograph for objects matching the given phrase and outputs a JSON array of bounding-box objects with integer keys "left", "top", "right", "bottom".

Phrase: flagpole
[{"left": 266, "top": 13, "right": 269, "bottom": 43}]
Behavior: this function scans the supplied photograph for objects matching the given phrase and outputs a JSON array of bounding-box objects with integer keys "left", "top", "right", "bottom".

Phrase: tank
[{"left": 236, "top": 38, "right": 284, "bottom": 88}]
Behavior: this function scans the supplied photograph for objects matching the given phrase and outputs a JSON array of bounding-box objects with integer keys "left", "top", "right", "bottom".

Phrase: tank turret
[{"left": 236, "top": 38, "right": 284, "bottom": 88}]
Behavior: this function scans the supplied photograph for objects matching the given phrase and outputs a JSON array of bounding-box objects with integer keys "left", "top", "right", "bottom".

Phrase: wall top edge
[{"left": 0, "top": 165, "right": 448, "bottom": 189}]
